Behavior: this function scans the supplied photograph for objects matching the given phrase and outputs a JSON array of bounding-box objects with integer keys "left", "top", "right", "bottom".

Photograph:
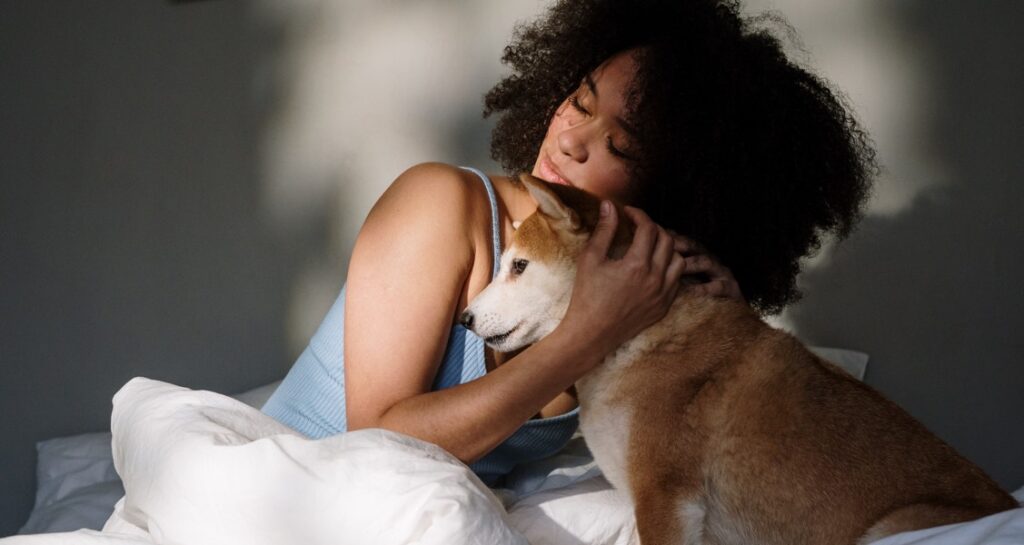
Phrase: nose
[
  {"left": 459, "top": 310, "right": 474, "bottom": 331},
  {"left": 557, "top": 124, "right": 590, "bottom": 163}
]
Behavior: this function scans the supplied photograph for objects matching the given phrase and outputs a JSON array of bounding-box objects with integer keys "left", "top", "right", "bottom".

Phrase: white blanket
[
  {"left": 4, "top": 377, "right": 635, "bottom": 545},
  {"left": 2, "top": 377, "right": 1021, "bottom": 545},
  {"left": 104, "top": 377, "right": 529, "bottom": 545}
]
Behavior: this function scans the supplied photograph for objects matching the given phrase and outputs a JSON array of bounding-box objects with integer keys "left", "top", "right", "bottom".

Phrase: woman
[{"left": 262, "top": 0, "right": 876, "bottom": 487}]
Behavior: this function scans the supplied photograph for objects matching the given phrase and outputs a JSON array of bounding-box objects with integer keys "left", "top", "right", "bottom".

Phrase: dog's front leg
[{"left": 634, "top": 487, "right": 705, "bottom": 545}]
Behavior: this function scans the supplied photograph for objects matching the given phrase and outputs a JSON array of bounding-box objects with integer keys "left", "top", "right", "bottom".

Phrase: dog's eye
[{"left": 511, "top": 258, "right": 529, "bottom": 276}]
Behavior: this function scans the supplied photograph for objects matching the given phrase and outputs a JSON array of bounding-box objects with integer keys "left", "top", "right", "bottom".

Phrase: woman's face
[{"left": 531, "top": 50, "right": 639, "bottom": 204}]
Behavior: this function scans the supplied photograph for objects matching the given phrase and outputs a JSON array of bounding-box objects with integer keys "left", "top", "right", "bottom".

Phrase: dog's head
[{"left": 460, "top": 174, "right": 633, "bottom": 352}]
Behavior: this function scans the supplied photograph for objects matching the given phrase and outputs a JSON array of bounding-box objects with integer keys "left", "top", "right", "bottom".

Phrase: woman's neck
[{"left": 492, "top": 174, "right": 539, "bottom": 226}]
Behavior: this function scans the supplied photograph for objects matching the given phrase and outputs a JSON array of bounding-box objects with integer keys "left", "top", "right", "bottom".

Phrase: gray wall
[
  {"left": 784, "top": 1, "right": 1024, "bottom": 493},
  {"left": 0, "top": 0, "right": 519, "bottom": 535},
  {"left": 0, "top": 1, "right": 302, "bottom": 535},
  {"left": 2, "top": 0, "right": 1022, "bottom": 537}
]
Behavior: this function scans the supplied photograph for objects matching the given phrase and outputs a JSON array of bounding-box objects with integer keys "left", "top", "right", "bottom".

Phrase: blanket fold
[{"left": 105, "top": 377, "right": 528, "bottom": 545}]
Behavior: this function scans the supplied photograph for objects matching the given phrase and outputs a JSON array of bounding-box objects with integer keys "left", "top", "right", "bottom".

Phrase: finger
[
  {"left": 673, "top": 238, "right": 699, "bottom": 256},
  {"left": 691, "top": 255, "right": 740, "bottom": 292},
  {"left": 660, "top": 257, "right": 684, "bottom": 309},
  {"left": 681, "top": 254, "right": 716, "bottom": 275},
  {"left": 622, "top": 206, "right": 659, "bottom": 262},
  {"left": 584, "top": 200, "right": 618, "bottom": 261},
  {"left": 665, "top": 251, "right": 687, "bottom": 287},
  {"left": 650, "top": 227, "right": 676, "bottom": 274},
  {"left": 687, "top": 278, "right": 733, "bottom": 299},
  {"left": 665, "top": 230, "right": 704, "bottom": 256}
]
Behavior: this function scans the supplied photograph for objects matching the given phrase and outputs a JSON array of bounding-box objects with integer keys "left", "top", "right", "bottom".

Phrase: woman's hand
[
  {"left": 556, "top": 201, "right": 745, "bottom": 360},
  {"left": 665, "top": 230, "right": 746, "bottom": 303},
  {"left": 557, "top": 202, "right": 687, "bottom": 357}
]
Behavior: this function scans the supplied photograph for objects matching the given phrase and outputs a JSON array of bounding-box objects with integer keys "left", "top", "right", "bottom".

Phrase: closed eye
[
  {"left": 511, "top": 258, "right": 529, "bottom": 276},
  {"left": 571, "top": 95, "right": 633, "bottom": 160},
  {"left": 568, "top": 95, "right": 589, "bottom": 116},
  {"left": 606, "top": 136, "right": 634, "bottom": 160}
]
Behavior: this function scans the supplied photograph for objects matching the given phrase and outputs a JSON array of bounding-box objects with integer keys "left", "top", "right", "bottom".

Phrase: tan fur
[
  {"left": 518, "top": 173, "right": 636, "bottom": 258},
  {"left": 512, "top": 211, "right": 564, "bottom": 263},
  {"left": 516, "top": 176, "right": 1018, "bottom": 545}
]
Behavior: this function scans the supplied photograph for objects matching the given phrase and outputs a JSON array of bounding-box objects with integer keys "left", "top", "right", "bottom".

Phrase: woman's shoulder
[
  {"left": 349, "top": 162, "right": 503, "bottom": 318},
  {"left": 359, "top": 162, "right": 503, "bottom": 252},
  {"left": 385, "top": 161, "right": 491, "bottom": 198},
  {"left": 370, "top": 163, "right": 496, "bottom": 220}
]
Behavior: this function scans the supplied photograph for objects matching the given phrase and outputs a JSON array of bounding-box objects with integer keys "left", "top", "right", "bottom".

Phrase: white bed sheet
[{"left": 4, "top": 376, "right": 1021, "bottom": 545}]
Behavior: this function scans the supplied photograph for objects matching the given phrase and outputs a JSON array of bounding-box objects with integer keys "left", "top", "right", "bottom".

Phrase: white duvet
[
  {"left": 2, "top": 377, "right": 1021, "bottom": 545},
  {"left": 5, "top": 378, "right": 635, "bottom": 545}
]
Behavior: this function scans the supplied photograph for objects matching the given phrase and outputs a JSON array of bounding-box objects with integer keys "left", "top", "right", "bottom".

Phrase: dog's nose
[{"left": 459, "top": 310, "right": 474, "bottom": 331}]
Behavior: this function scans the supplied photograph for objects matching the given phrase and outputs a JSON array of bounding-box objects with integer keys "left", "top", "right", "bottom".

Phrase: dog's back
[{"left": 579, "top": 294, "right": 1017, "bottom": 545}]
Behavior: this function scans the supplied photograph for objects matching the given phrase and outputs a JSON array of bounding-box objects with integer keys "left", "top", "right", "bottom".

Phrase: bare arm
[
  {"left": 368, "top": 322, "right": 606, "bottom": 463},
  {"left": 344, "top": 164, "right": 684, "bottom": 463}
]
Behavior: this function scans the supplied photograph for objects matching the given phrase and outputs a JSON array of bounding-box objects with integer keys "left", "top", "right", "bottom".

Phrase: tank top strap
[{"left": 459, "top": 166, "right": 502, "bottom": 279}]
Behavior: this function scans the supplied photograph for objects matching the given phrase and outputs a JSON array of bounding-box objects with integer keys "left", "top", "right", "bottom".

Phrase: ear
[{"left": 519, "top": 173, "right": 581, "bottom": 230}]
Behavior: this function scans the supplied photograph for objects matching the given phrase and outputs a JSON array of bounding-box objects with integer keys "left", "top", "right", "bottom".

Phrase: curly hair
[{"left": 484, "top": 0, "right": 878, "bottom": 314}]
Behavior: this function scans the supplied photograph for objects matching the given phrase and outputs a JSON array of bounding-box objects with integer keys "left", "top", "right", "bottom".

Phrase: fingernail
[{"left": 600, "top": 201, "right": 611, "bottom": 217}]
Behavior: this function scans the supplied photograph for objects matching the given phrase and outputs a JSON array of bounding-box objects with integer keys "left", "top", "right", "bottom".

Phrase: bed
[{"left": 4, "top": 349, "right": 1022, "bottom": 545}]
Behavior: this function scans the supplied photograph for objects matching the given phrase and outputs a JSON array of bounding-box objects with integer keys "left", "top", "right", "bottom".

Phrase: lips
[{"left": 538, "top": 154, "right": 573, "bottom": 187}]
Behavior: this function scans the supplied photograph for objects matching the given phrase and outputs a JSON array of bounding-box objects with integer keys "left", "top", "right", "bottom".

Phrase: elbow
[
  {"left": 345, "top": 399, "right": 390, "bottom": 432},
  {"left": 354, "top": 408, "right": 487, "bottom": 466}
]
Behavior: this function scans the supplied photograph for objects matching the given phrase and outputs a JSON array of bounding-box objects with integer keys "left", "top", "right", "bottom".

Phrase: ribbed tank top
[{"left": 261, "top": 166, "right": 580, "bottom": 486}]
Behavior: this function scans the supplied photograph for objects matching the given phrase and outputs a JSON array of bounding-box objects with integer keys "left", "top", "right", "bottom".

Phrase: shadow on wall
[
  {"left": 250, "top": 0, "right": 546, "bottom": 353},
  {"left": 0, "top": 0, "right": 546, "bottom": 535},
  {"left": 779, "top": 1, "right": 1024, "bottom": 490},
  {"left": 0, "top": 1, "right": 309, "bottom": 535}
]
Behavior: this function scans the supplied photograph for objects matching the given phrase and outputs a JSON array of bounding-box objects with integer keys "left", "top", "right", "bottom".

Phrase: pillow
[
  {"left": 19, "top": 479, "right": 126, "bottom": 535},
  {"left": 18, "top": 379, "right": 284, "bottom": 535},
  {"left": 19, "top": 433, "right": 123, "bottom": 535},
  {"left": 807, "top": 346, "right": 869, "bottom": 380},
  {"left": 29, "top": 432, "right": 118, "bottom": 512}
]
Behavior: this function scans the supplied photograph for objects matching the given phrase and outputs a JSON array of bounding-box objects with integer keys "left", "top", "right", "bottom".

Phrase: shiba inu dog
[{"left": 461, "top": 174, "right": 1017, "bottom": 545}]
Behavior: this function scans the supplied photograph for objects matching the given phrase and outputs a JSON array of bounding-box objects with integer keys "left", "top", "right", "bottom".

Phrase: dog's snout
[{"left": 459, "top": 310, "right": 474, "bottom": 331}]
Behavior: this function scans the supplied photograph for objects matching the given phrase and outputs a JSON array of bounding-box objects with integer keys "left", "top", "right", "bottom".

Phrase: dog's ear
[{"left": 519, "top": 173, "right": 581, "bottom": 230}]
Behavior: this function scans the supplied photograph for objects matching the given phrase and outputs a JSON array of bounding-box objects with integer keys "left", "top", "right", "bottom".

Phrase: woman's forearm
[{"left": 368, "top": 323, "right": 606, "bottom": 464}]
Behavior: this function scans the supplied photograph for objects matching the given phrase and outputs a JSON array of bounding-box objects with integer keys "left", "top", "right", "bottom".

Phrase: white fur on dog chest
[{"left": 576, "top": 348, "right": 642, "bottom": 498}]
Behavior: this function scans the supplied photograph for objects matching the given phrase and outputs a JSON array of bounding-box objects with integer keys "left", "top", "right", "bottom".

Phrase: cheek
[
  {"left": 587, "top": 167, "right": 634, "bottom": 202},
  {"left": 546, "top": 107, "right": 570, "bottom": 136}
]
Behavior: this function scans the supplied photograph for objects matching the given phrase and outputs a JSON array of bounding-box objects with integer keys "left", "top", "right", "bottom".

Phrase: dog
[{"left": 461, "top": 174, "right": 1017, "bottom": 545}]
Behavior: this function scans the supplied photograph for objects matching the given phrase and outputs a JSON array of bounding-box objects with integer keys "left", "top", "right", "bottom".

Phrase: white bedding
[
  {"left": 6, "top": 377, "right": 634, "bottom": 545},
  {"left": 3, "top": 377, "right": 1021, "bottom": 545}
]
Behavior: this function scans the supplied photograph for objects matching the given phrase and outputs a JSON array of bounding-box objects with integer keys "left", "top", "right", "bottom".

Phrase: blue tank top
[{"left": 261, "top": 166, "right": 580, "bottom": 486}]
